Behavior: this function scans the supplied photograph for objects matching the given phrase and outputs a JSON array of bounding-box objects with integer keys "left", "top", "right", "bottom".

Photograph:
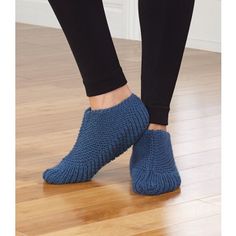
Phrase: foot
[
  {"left": 43, "top": 93, "right": 149, "bottom": 184},
  {"left": 130, "top": 129, "right": 181, "bottom": 195},
  {"left": 89, "top": 84, "right": 132, "bottom": 110},
  {"left": 148, "top": 123, "right": 167, "bottom": 132}
]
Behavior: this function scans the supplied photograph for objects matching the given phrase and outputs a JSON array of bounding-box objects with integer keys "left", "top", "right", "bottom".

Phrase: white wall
[
  {"left": 16, "top": 0, "right": 221, "bottom": 52},
  {"left": 15, "top": 0, "right": 131, "bottom": 36},
  {"left": 187, "top": 0, "right": 221, "bottom": 52}
]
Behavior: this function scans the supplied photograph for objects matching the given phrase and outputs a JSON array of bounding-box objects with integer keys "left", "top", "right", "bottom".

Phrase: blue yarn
[
  {"left": 130, "top": 130, "right": 181, "bottom": 195},
  {"left": 43, "top": 94, "right": 149, "bottom": 184}
]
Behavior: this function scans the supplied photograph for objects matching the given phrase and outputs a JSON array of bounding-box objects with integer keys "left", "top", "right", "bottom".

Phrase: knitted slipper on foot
[
  {"left": 130, "top": 130, "right": 181, "bottom": 195},
  {"left": 43, "top": 94, "right": 149, "bottom": 184}
]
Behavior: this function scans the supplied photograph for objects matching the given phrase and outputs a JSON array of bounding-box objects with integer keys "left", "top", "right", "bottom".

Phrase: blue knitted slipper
[
  {"left": 130, "top": 130, "right": 181, "bottom": 195},
  {"left": 43, "top": 94, "right": 149, "bottom": 184}
]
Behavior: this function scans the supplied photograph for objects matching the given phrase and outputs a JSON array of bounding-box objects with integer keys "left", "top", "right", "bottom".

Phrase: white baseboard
[
  {"left": 186, "top": 38, "right": 221, "bottom": 53},
  {"left": 16, "top": 0, "right": 221, "bottom": 53}
]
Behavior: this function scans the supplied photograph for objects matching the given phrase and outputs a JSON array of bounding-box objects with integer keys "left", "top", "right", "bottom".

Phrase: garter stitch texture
[
  {"left": 43, "top": 94, "right": 149, "bottom": 184},
  {"left": 130, "top": 130, "right": 181, "bottom": 195}
]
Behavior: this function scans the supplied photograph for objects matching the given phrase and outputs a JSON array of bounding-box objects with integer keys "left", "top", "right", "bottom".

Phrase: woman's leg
[
  {"left": 43, "top": 0, "right": 149, "bottom": 184},
  {"left": 130, "top": 0, "right": 195, "bottom": 195},
  {"left": 139, "top": 0, "right": 195, "bottom": 126},
  {"left": 48, "top": 0, "right": 132, "bottom": 109},
  {"left": 48, "top": 0, "right": 127, "bottom": 97}
]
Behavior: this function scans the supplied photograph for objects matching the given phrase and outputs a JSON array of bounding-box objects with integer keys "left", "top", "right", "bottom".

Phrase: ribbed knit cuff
[{"left": 83, "top": 66, "right": 127, "bottom": 97}]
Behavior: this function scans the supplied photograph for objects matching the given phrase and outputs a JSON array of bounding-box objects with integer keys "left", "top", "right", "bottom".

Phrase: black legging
[{"left": 48, "top": 0, "right": 195, "bottom": 125}]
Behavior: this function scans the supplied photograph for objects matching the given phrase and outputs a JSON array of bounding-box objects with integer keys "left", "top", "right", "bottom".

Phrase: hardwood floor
[{"left": 16, "top": 23, "right": 221, "bottom": 236}]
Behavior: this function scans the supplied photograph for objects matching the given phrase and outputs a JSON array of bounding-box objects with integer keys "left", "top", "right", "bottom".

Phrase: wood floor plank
[
  {"left": 38, "top": 201, "right": 219, "bottom": 236},
  {"left": 135, "top": 214, "right": 221, "bottom": 236},
  {"left": 16, "top": 178, "right": 220, "bottom": 234}
]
